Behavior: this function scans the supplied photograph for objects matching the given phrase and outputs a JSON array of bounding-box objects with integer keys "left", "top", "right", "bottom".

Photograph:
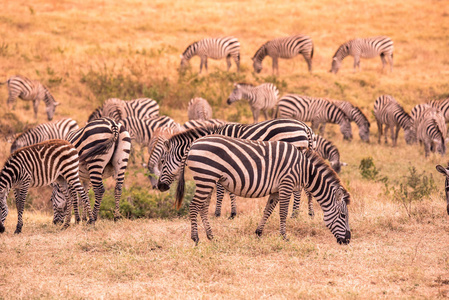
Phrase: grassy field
[{"left": 1, "top": 0, "right": 449, "bottom": 298}]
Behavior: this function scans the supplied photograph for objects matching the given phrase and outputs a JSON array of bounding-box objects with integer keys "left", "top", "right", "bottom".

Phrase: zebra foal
[
  {"left": 173, "top": 136, "right": 351, "bottom": 245},
  {"left": 413, "top": 106, "right": 446, "bottom": 157},
  {"left": 187, "top": 97, "right": 213, "bottom": 121}
]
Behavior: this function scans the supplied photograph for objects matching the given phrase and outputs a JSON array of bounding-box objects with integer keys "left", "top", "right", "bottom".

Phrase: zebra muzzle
[{"left": 157, "top": 181, "right": 170, "bottom": 192}]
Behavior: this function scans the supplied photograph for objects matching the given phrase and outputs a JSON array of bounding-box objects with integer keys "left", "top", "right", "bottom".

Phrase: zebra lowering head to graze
[
  {"left": 436, "top": 164, "right": 449, "bottom": 215},
  {"left": 227, "top": 83, "right": 279, "bottom": 123},
  {"left": 252, "top": 34, "right": 314, "bottom": 75},
  {"left": 414, "top": 107, "right": 446, "bottom": 157},
  {"left": 427, "top": 98, "right": 449, "bottom": 123},
  {"left": 330, "top": 36, "right": 394, "bottom": 74},
  {"left": 1, "top": 75, "right": 60, "bottom": 120},
  {"left": 10, "top": 118, "right": 79, "bottom": 153},
  {"left": 180, "top": 37, "right": 240, "bottom": 74},
  {"left": 187, "top": 97, "right": 213, "bottom": 121},
  {"left": 0, "top": 140, "right": 95, "bottom": 234},
  {"left": 329, "top": 99, "right": 371, "bottom": 142},
  {"left": 88, "top": 97, "right": 160, "bottom": 123},
  {"left": 374, "top": 95, "right": 416, "bottom": 146},
  {"left": 277, "top": 94, "right": 353, "bottom": 140},
  {"left": 173, "top": 136, "right": 351, "bottom": 245}
]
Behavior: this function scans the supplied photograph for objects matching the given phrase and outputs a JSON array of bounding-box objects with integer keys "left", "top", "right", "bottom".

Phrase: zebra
[
  {"left": 1, "top": 75, "right": 60, "bottom": 120},
  {"left": 414, "top": 107, "right": 446, "bottom": 157},
  {"left": 157, "top": 119, "right": 315, "bottom": 218},
  {"left": 329, "top": 99, "right": 371, "bottom": 142},
  {"left": 88, "top": 98, "right": 159, "bottom": 123},
  {"left": 330, "top": 36, "right": 394, "bottom": 74},
  {"left": 10, "top": 118, "right": 79, "bottom": 153},
  {"left": 428, "top": 98, "right": 449, "bottom": 123},
  {"left": 277, "top": 94, "right": 353, "bottom": 140},
  {"left": 227, "top": 83, "right": 279, "bottom": 123},
  {"left": 291, "top": 134, "right": 345, "bottom": 218},
  {"left": 51, "top": 117, "right": 131, "bottom": 223},
  {"left": 436, "top": 164, "right": 449, "bottom": 215},
  {"left": 252, "top": 34, "right": 314, "bottom": 74},
  {"left": 0, "top": 140, "right": 95, "bottom": 233},
  {"left": 180, "top": 37, "right": 240, "bottom": 73},
  {"left": 182, "top": 119, "right": 228, "bottom": 131},
  {"left": 373, "top": 95, "right": 416, "bottom": 146},
  {"left": 188, "top": 97, "right": 213, "bottom": 121},
  {"left": 172, "top": 136, "right": 351, "bottom": 245}
]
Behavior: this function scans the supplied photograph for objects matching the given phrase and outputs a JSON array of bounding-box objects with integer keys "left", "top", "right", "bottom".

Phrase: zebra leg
[
  {"left": 91, "top": 181, "right": 105, "bottom": 222},
  {"left": 393, "top": 125, "right": 400, "bottom": 147},
  {"left": 376, "top": 120, "right": 383, "bottom": 144},
  {"left": 353, "top": 56, "right": 360, "bottom": 72},
  {"left": 252, "top": 109, "right": 260, "bottom": 123},
  {"left": 226, "top": 55, "right": 232, "bottom": 71},
  {"left": 255, "top": 193, "right": 279, "bottom": 237},
  {"left": 204, "top": 57, "right": 208, "bottom": 73},
  {"left": 380, "top": 54, "right": 387, "bottom": 72},
  {"left": 388, "top": 54, "right": 394, "bottom": 72},
  {"left": 113, "top": 181, "right": 123, "bottom": 221},
  {"left": 13, "top": 185, "right": 30, "bottom": 234},
  {"left": 81, "top": 181, "right": 90, "bottom": 221},
  {"left": 306, "top": 190, "right": 314, "bottom": 219},
  {"left": 272, "top": 57, "right": 279, "bottom": 75},
  {"left": 278, "top": 187, "right": 292, "bottom": 240},
  {"left": 304, "top": 55, "right": 312, "bottom": 72},
  {"left": 215, "top": 183, "right": 225, "bottom": 217},
  {"left": 190, "top": 188, "right": 213, "bottom": 245},
  {"left": 291, "top": 190, "right": 302, "bottom": 218},
  {"left": 33, "top": 98, "right": 40, "bottom": 119},
  {"left": 263, "top": 109, "right": 269, "bottom": 121},
  {"left": 199, "top": 56, "right": 205, "bottom": 74},
  {"left": 199, "top": 195, "right": 214, "bottom": 241},
  {"left": 0, "top": 197, "right": 8, "bottom": 233},
  {"left": 233, "top": 55, "right": 240, "bottom": 72},
  {"left": 424, "top": 141, "right": 431, "bottom": 157},
  {"left": 384, "top": 124, "right": 390, "bottom": 144},
  {"left": 229, "top": 192, "right": 237, "bottom": 219}
]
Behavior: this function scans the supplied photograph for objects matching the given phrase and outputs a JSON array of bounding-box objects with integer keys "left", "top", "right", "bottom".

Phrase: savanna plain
[{"left": 0, "top": 0, "right": 449, "bottom": 299}]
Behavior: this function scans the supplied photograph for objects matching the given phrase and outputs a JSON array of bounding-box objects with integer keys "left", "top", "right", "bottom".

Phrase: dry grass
[{"left": 1, "top": 0, "right": 449, "bottom": 298}]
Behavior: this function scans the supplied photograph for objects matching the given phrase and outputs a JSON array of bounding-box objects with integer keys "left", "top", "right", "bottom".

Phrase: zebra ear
[
  {"left": 335, "top": 187, "right": 344, "bottom": 201},
  {"left": 436, "top": 165, "right": 449, "bottom": 176},
  {"left": 54, "top": 102, "right": 60, "bottom": 106},
  {"left": 233, "top": 83, "right": 238, "bottom": 87},
  {"left": 180, "top": 54, "right": 184, "bottom": 59},
  {"left": 163, "top": 140, "right": 170, "bottom": 151}
]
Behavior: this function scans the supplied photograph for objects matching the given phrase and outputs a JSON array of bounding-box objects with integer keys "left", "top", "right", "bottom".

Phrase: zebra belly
[{"left": 219, "top": 177, "right": 280, "bottom": 199}]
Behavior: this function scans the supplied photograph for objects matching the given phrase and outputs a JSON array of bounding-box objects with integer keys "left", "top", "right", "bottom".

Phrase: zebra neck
[
  {"left": 183, "top": 42, "right": 198, "bottom": 60},
  {"left": 253, "top": 44, "right": 267, "bottom": 62},
  {"left": 334, "top": 45, "right": 349, "bottom": 62},
  {"left": 240, "top": 86, "right": 258, "bottom": 104},
  {"left": 43, "top": 89, "right": 56, "bottom": 107},
  {"left": 397, "top": 112, "right": 413, "bottom": 129}
]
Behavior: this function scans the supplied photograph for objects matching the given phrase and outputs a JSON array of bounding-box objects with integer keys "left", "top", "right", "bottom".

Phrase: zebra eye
[{"left": 340, "top": 213, "right": 346, "bottom": 219}]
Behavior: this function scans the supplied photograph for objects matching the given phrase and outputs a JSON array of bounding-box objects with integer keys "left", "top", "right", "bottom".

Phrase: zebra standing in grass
[
  {"left": 170, "top": 136, "right": 351, "bottom": 245},
  {"left": 51, "top": 117, "right": 131, "bottom": 223},
  {"left": 414, "top": 107, "right": 446, "bottom": 157},
  {"left": 88, "top": 98, "right": 160, "bottom": 123},
  {"left": 436, "top": 164, "right": 449, "bottom": 215},
  {"left": 374, "top": 95, "right": 416, "bottom": 146},
  {"left": 1, "top": 75, "right": 60, "bottom": 120},
  {"left": 330, "top": 36, "right": 394, "bottom": 74},
  {"left": 277, "top": 94, "right": 353, "bottom": 140},
  {"left": 227, "top": 83, "right": 279, "bottom": 123},
  {"left": 252, "top": 34, "right": 314, "bottom": 74},
  {"left": 156, "top": 119, "right": 314, "bottom": 219},
  {"left": 187, "top": 97, "right": 213, "bottom": 121},
  {"left": 329, "top": 99, "right": 371, "bottom": 142},
  {"left": 0, "top": 140, "right": 95, "bottom": 233},
  {"left": 10, "top": 118, "right": 79, "bottom": 153},
  {"left": 180, "top": 37, "right": 240, "bottom": 73}
]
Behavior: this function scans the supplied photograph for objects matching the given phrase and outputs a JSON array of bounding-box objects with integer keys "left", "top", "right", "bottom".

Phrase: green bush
[{"left": 359, "top": 157, "right": 380, "bottom": 180}]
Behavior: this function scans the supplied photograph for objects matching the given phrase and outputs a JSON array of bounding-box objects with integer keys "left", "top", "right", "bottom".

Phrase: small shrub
[{"left": 359, "top": 157, "right": 379, "bottom": 180}]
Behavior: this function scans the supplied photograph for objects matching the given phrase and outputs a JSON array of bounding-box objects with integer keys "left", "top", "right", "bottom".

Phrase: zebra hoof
[
  {"left": 206, "top": 234, "right": 214, "bottom": 241},
  {"left": 0, "top": 224, "right": 5, "bottom": 233},
  {"left": 308, "top": 213, "right": 315, "bottom": 219},
  {"left": 255, "top": 229, "right": 263, "bottom": 237},
  {"left": 228, "top": 213, "right": 236, "bottom": 220},
  {"left": 113, "top": 215, "right": 123, "bottom": 222},
  {"left": 290, "top": 212, "right": 299, "bottom": 219},
  {"left": 214, "top": 212, "right": 221, "bottom": 218},
  {"left": 14, "top": 227, "right": 22, "bottom": 234},
  {"left": 87, "top": 219, "right": 95, "bottom": 225},
  {"left": 192, "top": 236, "right": 199, "bottom": 246}
]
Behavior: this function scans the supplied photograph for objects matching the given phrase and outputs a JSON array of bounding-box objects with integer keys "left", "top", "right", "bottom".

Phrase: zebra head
[
  {"left": 404, "top": 126, "right": 417, "bottom": 145},
  {"left": 435, "top": 136, "right": 447, "bottom": 156},
  {"left": 147, "top": 133, "right": 169, "bottom": 189},
  {"left": 359, "top": 123, "right": 371, "bottom": 143},
  {"left": 340, "top": 118, "right": 353, "bottom": 140},
  {"left": 436, "top": 165, "right": 449, "bottom": 215},
  {"left": 50, "top": 183, "right": 67, "bottom": 225},
  {"left": 180, "top": 54, "right": 189, "bottom": 69},
  {"left": 330, "top": 57, "right": 341, "bottom": 74},
  {"left": 324, "top": 186, "right": 351, "bottom": 244},
  {"left": 252, "top": 57, "right": 263, "bottom": 73},
  {"left": 227, "top": 83, "right": 243, "bottom": 105},
  {"left": 157, "top": 139, "right": 179, "bottom": 192}
]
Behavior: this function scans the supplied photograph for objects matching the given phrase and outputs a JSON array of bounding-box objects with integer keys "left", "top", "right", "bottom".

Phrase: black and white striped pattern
[
  {"left": 180, "top": 37, "right": 240, "bottom": 73},
  {"left": 329, "top": 99, "right": 371, "bottom": 142},
  {"left": 330, "top": 36, "right": 394, "bottom": 74},
  {"left": 0, "top": 140, "right": 94, "bottom": 233},
  {"left": 173, "top": 136, "right": 351, "bottom": 245},
  {"left": 1, "top": 75, "right": 60, "bottom": 120},
  {"left": 374, "top": 95, "right": 416, "bottom": 146},
  {"left": 436, "top": 164, "right": 449, "bottom": 215},
  {"left": 10, "top": 118, "right": 79, "bottom": 153},
  {"left": 252, "top": 34, "right": 314, "bottom": 74},
  {"left": 187, "top": 97, "right": 213, "bottom": 121},
  {"left": 414, "top": 107, "right": 446, "bottom": 157},
  {"left": 227, "top": 83, "right": 279, "bottom": 123},
  {"left": 88, "top": 98, "right": 159, "bottom": 123},
  {"left": 182, "top": 119, "right": 228, "bottom": 131},
  {"left": 51, "top": 117, "right": 131, "bottom": 223},
  {"left": 277, "top": 94, "right": 353, "bottom": 140},
  {"left": 428, "top": 98, "right": 449, "bottom": 123}
]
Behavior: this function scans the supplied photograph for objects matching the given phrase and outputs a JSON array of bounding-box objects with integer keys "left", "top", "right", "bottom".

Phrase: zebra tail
[
  {"left": 175, "top": 157, "right": 187, "bottom": 210},
  {"left": 0, "top": 80, "right": 8, "bottom": 85},
  {"left": 311, "top": 45, "right": 314, "bottom": 58},
  {"left": 79, "top": 124, "right": 119, "bottom": 162}
]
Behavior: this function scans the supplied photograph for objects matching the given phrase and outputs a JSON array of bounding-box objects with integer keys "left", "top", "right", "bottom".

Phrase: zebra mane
[
  {"left": 352, "top": 106, "right": 371, "bottom": 128},
  {"left": 182, "top": 41, "right": 199, "bottom": 58},
  {"left": 332, "top": 42, "right": 350, "bottom": 59},
  {"left": 236, "top": 82, "right": 254, "bottom": 88},
  {"left": 170, "top": 125, "right": 219, "bottom": 143},
  {"left": 252, "top": 43, "right": 268, "bottom": 61}
]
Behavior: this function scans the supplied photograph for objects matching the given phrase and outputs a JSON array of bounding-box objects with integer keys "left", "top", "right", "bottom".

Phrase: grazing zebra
[
  {"left": 1, "top": 75, "right": 60, "bottom": 120},
  {"left": 10, "top": 118, "right": 79, "bottom": 153},
  {"left": 172, "top": 136, "right": 351, "bottom": 245},
  {"left": 252, "top": 34, "right": 314, "bottom": 74},
  {"left": 277, "top": 94, "right": 353, "bottom": 140},
  {"left": 329, "top": 99, "right": 371, "bottom": 142},
  {"left": 182, "top": 119, "right": 228, "bottom": 131},
  {"left": 51, "top": 117, "right": 131, "bottom": 223},
  {"left": 188, "top": 97, "right": 213, "bottom": 121},
  {"left": 88, "top": 98, "right": 159, "bottom": 123},
  {"left": 415, "top": 107, "right": 446, "bottom": 157},
  {"left": 330, "top": 36, "right": 394, "bottom": 74},
  {"left": 180, "top": 37, "right": 240, "bottom": 73},
  {"left": 436, "top": 164, "right": 449, "bottom": 215},
  {"left": 227, "top": 83, "right": 279, "bottom": 123},
  {"left": 291, "top": 134, "right": 345, "bottom": 218},
  {"left": 373, "top": 95, "right": 416, "bottom": 146},
  {"left": 157, "top": 119, "right": 315, "bottom": 219},
  {"left": 0, "top": 140, "right": 95, "bottom": 233}
]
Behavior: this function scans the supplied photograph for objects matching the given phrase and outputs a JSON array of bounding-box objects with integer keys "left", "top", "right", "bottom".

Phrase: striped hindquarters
[{"left": 187, "top": 97, "right": 213, "bottom": 121}]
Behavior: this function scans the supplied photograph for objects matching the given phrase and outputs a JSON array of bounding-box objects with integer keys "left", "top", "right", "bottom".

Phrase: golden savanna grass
[{"left": 1, "top": 0, "right": 449, "bottom": 298}]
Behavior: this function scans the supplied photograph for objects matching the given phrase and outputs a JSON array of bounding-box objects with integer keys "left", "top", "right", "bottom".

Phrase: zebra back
[
  {"left": 227, "top": 82, "right": 279, "bottom": 111},
  {"left": 92, "top": 98, "right": 159, "bottom": 122},
  {"left": 182, "top": 119, "right": 228, "bottom": 130},
  {"left": 429, "top": 98, "right": 449, "bottom": 122},
  {"left": 181, "top": 37, "right": 240, "bottom": 62},
  {"left": 120, "top": 115, "right": 179, "bottom": 146}
]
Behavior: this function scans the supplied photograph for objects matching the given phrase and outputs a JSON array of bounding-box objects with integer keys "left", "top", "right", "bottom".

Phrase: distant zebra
[
  {"left": 180, "top": 37, "right": 240, "bottom": 73},
  {"left": 227, "top": 83, "right": 279, "bottom": 123},
  {"left": 1, "top": 75, "right": 60, "bottom": 120},
  {"left": 415, "top": 107, "right": 446, "bottom": 157},
  {"left": 252, "top": 34, "right": 314, "bottom": 74},
  {"left": 173, "top": 136, "right": 351, "bottom": 245},
  {"left": 330, "top": 36, "right": 394, "bottom": 74},
  {"left": 374, "top": 95, "right": 416, "bottom": 146},
  {"left": 182, "top": 119, "right": 228, "bottom": 131},
  {"left": 51, "top": 117, "right": 131, "bottom": 223},
  {"left": 277, "top": 94, "right": 353, "bottom": 140},
  {"left": 88, "top": 98, "right": 159, "bottom": 123},
  {"left": 329, "top": 99, "right": 371, "bottom": 142},
  {"left": 0, "top": 140, "right": 95, "bottom": 233},
  {"left": 188, "top": 97, "right": 213, "bottom": 121},
  {"left": 435, "top": 164, "right": 449, "bottom": 215},
  {"left": 157, "top": 119, "right": 315, "bottom": 219},
  {"left": 10, "top": 118, "right": 79, "bottom": 153}
]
